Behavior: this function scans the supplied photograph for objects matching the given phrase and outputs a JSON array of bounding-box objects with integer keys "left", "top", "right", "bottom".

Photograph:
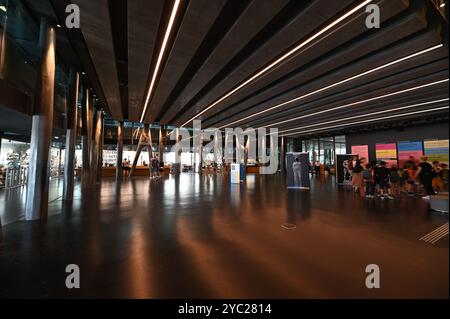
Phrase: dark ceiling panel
[
  {"left": 143, "top": 0, "right": 228, "bottom": 123},
  {"left": 73, "top": 0, "right": 123, "bottom": 120},
  {"left": 159, "top": 0, "right": 293, "bottom": 124},
  {"left": 127, "top": 0, "right": 165, "bottom": 122}
]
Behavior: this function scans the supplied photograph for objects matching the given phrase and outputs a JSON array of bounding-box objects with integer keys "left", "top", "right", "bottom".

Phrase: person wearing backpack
[
  {"left": 363, "top": 163, "right": 375, "bottom": 198},
  {"left": 389, "top": 166, "right": 400, "bottom": 196},
  {"left": 351, "top": 158, "right": 364, "bottom": 193}
]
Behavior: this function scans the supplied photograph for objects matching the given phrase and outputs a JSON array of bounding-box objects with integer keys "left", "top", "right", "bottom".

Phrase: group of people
[
  {"left": 121, "top": 156, "right": 161, "bottom": 179},
  {"left": 349, "top": 156, "right": 448, "bottom": 200}
]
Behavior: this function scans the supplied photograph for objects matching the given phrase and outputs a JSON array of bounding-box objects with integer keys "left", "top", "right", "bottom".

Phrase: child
[
  {"left": 389, "top": 166, "right": 400, "bottom": 196},
  {"left": 363, "top": 163, "right": 375, "bottom": 198},
  {"left": 375, "top": 161, "right": 394, "bottom": 200}
]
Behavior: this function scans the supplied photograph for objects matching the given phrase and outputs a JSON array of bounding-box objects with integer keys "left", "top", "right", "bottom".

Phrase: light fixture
[
  {"left": 219, "top": 44, "right": 444, "bottom": 128},
  {"left": 265, "top": 79, "right": 449, "bottom": 128},
  {"left": 0, "top": 5, "right": 7, "bottom": 12},
  {"left": 277, "top": 98, "right": 449, "bottom": 134},
  {"left": 440, "top": 3, "right": 445, "bottom": 8},
  {"left": 280, "top": 106, "right": 449, "bottom": 136},
  {"left": 140, "top": 0, "right": 181, "bottom": 123},
  {"left": 82, "top": 72, "right": 85, "bottom": 75},
  {"left": 56, "top": 24, "right": 61, "bottom": 28},
  {"left": 181, "top": 0, "right": 373, "bottom": 127}
]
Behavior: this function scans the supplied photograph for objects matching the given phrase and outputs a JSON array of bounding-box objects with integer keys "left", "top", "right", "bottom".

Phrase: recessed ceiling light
[
  {"left": 219, "top": 44, "right": 443, "bottom": 129},
  {"left": 277, "top": 98, "right": 449, "bottom": 134},
  {"left": 0, "top": 6, "right": 7, "bottom": 12},
  {"left": 280, "top": 106, "right": 449, "bottom": 137},
  {"left": 181, "top": 0, "right": 373, "bottom": 127},
  {"left": 140, "top": 0, "right": 182, "bottom": 123},
  {"left": 440, "top": 3, "right": 445, "bottom": 8},
  {"left": 82, "top": 72, "right": 85, "bottom": 75},
  {"left": 56, "top": 24, "right": 61, "bottom": 28},
  {"left": 265, "top": 79, "right": 449, "bottom": 128}
]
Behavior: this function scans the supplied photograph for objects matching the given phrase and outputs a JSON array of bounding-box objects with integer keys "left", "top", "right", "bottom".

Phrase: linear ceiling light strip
[
  {"left": 181, "top": 0, "right": 373, "bottom": 127},
  {"left": 280, "top": 106, "right": 449, "bottom": 137},
  {"left": 276, "top": 98, "right": 449, "bottom": 134},
  {"left": 219, "top": 44, "right": 444, "bottom": 128},
  {"left": 140, "top": 0, "right": 182, "bottom": 123},
  {"left": 263, "top": 79, "right": 449, "bottom": 128}
]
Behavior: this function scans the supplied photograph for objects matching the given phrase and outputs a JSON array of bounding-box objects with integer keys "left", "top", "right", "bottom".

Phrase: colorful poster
[
  {"left": 351, "top": 145, "right": 369, "bottom": 163},
  {"left": 397, "top": 141, "right": 423, "bottom": 168},
  {"left": 376, "top": 143, "right": 397, "bottom": 168},
  {"left": 424, "top": 140, "right": 449, "bottom": 164}
]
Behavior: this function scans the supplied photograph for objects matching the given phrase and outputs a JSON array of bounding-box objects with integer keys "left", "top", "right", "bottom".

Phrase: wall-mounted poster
[
  {"left": 376, "top": 143, "right": 397, "bottom": 168},
  {"left": 351, "top": 145, "right": 369, "bottom": 164},
  {"left": 397, "top": 141, "right": 423, "bottom": 168},
  {"left": 286, "top": 152, "right": 310, "bottom": 189},
  {"left": 424, "top": 139, "right": 449, "bottom": 164},
  {"left": 336, "top": 154, "right": 357, "bottom": 185}
]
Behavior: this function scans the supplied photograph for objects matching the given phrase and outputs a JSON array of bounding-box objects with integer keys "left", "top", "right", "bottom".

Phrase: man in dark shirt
[
  {"left": 375, "top": 161, "right": 394, "bottom": 200},
  {"left": 416, "top": 157, "right": 436, "bottom": 198}
]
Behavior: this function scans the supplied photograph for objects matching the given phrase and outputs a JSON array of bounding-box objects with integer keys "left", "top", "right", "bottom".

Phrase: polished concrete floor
[{"left": 0, "top": 173, "right": 448, "bottom": 298}]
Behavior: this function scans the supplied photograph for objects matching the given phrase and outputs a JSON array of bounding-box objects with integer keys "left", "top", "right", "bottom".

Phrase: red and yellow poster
[{"left": 376, "top": 143, "right": 398, "bottom": 168}]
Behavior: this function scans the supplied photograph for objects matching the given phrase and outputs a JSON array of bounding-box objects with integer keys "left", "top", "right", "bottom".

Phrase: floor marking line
[
  {"left": 419, "top": 223, "right": 448, "bottom": 241},
  {"left": 430, "top": 230, "right": 449, "bottom": 244},
  {"left": 419, "top": 223, "right": 449, "bottom": 244},
  {"left": 426, "top": 228, "right": 449, "bottom": 242}
]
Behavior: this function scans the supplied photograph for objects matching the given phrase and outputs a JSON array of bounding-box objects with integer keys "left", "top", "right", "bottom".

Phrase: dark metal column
[
  {"left": 63, "top": 69, "right": 80, "bottom": 201},
  {"left": 116, "top": 121, "right": 124, "bottom": 182},
  {"left": 280, "top": 136, "right": 285, "bottom": 173},
  {"left": 80, "top": 88, "right": 91, "bottom": 191},
  {"left": 90, "top": 109, "right": 102, "bottom": 185},
  {"left": 25, "top": 19, "right": 56, "bottom": 220},
  {"left": 158, "top": 125, "right": 165, "bottom": 166},
  {"left": 96, "top": 111, "right": 104, "bottom": 182}
]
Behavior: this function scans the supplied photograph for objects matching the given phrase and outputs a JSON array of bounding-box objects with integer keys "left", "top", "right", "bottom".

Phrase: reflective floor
[{"left": 0, "top": 173, "right": 448, "bottom": 298}]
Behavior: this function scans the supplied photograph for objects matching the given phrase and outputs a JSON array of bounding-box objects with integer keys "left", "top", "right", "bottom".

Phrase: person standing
[
  {"left": 375, "top": 161, "right": 394, "bottom": 200},
  {"left": 352, "top": 158, "right": 364, "bottom": 194},
  {"left": 416, "top": 156, "right": 436, "bottom": 199},
  {"left": 363, "top": 163, "right": 375, "bottom": 198}
]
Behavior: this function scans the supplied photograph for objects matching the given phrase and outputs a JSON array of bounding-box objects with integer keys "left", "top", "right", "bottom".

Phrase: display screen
[
  {"left": 424, "top": 139, "right": 449, "bottom": 164},
  {"left": 397, "top": 141, "right": 423, "bottom": 168},
  {"left": 351, "top": 145, "right": 369, "bottom": 164}
]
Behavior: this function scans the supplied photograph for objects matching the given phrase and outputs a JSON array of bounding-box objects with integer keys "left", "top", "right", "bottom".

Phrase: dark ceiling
[{"left": 20, "top": 0, "right": 450, "bottom": 138}]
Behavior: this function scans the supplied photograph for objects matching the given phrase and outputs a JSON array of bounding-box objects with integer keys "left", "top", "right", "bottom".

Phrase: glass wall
[{"left": 300, "top": 135, "right": 346, "bottom": 167}]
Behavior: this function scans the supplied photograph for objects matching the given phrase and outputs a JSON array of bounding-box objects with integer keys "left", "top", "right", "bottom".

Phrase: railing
[{"left": 0, "top": 166, "right": 28, "bottom": 189}]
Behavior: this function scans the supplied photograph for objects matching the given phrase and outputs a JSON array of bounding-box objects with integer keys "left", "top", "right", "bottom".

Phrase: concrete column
[
  {"left": 116, "top": 121, "right": 124, "bottom": 182},
  {"left": 63, "top": 69, "right": 80, "bottom": 201},
  {"left": 80, "top": 88, "right": 91, "bottom": 191},
  {"left": 25, "top": 19, "right": 56, "bottom": 220}
]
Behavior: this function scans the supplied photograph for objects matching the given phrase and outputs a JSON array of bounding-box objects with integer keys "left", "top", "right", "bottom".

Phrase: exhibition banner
[
  {"left": 424, "top": 139, "right": 449, "bottom": 164},
  {"left": 397, "top": 141, "right": 423, "bottom": 168},
  {"left": 286, "top": 152, "right": 310, "bottom": 189},
  {"left": 351, "top": 145, "right": 369, "bottom": 163},
  {"left": 336, "top": 154, "right": 357, "bottom": 185},
  {"left": 375, "top": 143, "right": 397, "bottom": 168}
]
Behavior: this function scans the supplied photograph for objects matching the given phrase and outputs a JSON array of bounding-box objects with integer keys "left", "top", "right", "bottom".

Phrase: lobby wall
[{"left": 345, "top": 121, "right": 449, "bottom": 162}]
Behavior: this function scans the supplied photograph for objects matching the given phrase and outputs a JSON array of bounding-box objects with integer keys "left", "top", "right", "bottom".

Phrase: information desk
[{"left": 246, "top": 165, "right": 259, "bottom": 174}]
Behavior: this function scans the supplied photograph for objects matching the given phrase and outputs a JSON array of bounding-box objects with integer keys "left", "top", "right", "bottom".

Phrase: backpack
[
  {"left": 390, "top": 170, "right": 400, "bottom": 183},
  {"left": 363, "top": 169, "right": 372, "bottom": 180},
  {"left": 353, "top": 163, "right": 363, "bottom": 173}
]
